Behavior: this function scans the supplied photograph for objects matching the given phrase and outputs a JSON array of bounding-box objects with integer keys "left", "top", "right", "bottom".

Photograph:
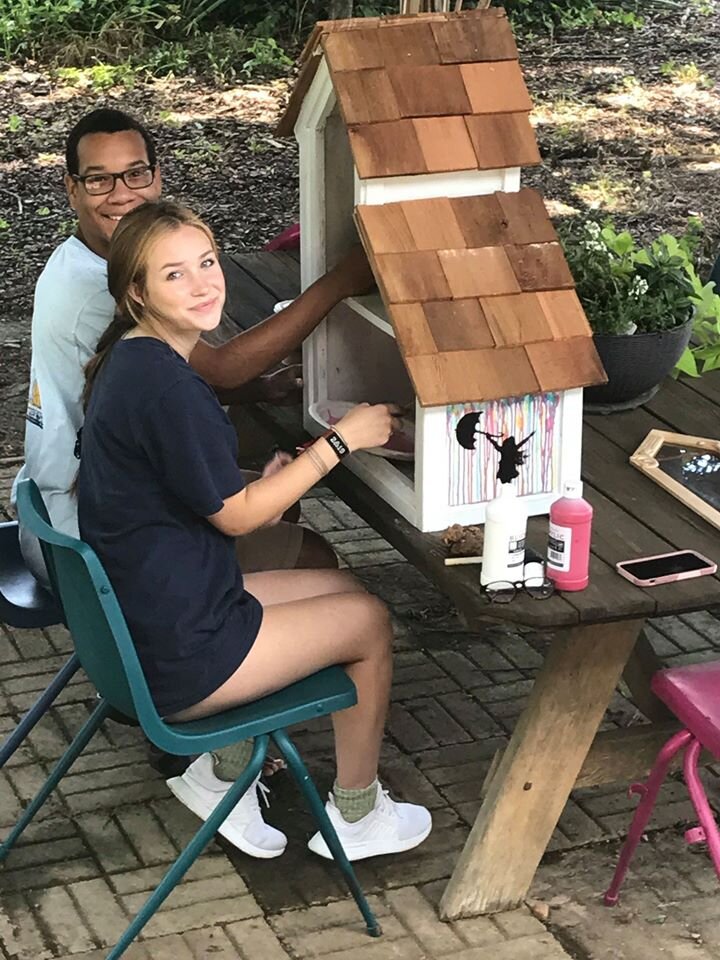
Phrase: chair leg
[
  {"left": 273, "top": 728, "right": 382, "bottom": 938},
  {"left": 683, "top": 737, "right": 720, "bottom": 880},
  {"left": 604, "top": 728, "right": 693, "bottom": 906},
  {"left": 0, "top": 696, "right": 110, "bottom": 862},
  {"left": 105, "top": 735, "right": 269, "bottom": 960},
  {"left": 0, "top": 654, "right": 80, "bottom": 770}
]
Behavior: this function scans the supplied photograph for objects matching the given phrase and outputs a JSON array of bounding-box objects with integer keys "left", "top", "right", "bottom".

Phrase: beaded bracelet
[{"left": 305, "top": 444, "right": 329, "bottom": 479}]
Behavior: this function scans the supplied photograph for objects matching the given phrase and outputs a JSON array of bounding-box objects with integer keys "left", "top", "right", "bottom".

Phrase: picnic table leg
[
  {"left": 439, "top": 618, "right": 643, "bottom": 920},
  {"left": 621, "top": 628, "right": 673, "bottom": 722}
]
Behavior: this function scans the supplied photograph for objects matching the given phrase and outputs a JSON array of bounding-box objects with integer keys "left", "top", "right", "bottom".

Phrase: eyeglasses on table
[{"left": 483, "top": 576, "right": 555, "bottom": 604}]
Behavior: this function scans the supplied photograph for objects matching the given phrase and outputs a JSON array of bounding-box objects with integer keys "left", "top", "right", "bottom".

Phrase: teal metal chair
[{"left": 4, "top": 479, "right": 381, "bottom": 958}]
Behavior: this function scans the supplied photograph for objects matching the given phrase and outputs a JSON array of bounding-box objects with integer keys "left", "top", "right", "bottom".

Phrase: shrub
[{"left": 559, "top": 218, "right": 720, "bottom": 376}]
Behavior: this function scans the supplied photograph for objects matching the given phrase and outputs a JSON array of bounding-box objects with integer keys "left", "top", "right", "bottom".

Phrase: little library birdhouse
[{"left": 278, "top": 7, "right": 606, "bottom": 533}]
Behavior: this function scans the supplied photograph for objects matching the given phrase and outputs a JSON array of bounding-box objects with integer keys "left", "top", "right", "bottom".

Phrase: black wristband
[{"left": 323, "top": 429, "right": 350, "bottom": 460}]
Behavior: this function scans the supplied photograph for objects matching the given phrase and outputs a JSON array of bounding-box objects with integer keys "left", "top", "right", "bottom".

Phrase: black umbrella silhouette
[{"left": 455, "top": 411, "right": 483, "bottom": 450}]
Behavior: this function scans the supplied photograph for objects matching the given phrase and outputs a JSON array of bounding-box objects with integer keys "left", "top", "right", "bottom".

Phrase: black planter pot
[{"left": 584, "top": 318, "right": 693, "bottom": 411}]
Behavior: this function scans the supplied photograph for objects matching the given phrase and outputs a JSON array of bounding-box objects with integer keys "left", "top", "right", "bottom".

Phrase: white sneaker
[
  {"left": 307, "top": 783, "right": 432, "bottom": 861},
  {"left": 166, "top": 752, "right": 287, "bottom": 859}
]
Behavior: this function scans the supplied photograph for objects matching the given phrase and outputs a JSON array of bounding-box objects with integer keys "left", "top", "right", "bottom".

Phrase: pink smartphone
[{"left": 616, "top": 550, "right": 717, "bottom": 587}]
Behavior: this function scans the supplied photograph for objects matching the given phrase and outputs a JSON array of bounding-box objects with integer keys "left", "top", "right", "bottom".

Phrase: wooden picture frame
[{"left": 630, "top": 430, "right": 720, "bottom": 532}]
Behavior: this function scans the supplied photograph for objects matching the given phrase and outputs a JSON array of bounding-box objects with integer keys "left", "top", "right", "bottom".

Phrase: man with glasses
[{"left": 16, "top": 107, "right": 374, "bottom": 583}]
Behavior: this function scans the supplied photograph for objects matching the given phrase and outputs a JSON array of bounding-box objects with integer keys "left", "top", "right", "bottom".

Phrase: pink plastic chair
[{"left": 605, "top": 661, "right": 720, "bottom": 906}]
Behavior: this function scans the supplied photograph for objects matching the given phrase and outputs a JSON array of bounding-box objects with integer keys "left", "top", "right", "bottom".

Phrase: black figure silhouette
[{"left": 482, "top": 431, "right": 536, "bottom": 483}]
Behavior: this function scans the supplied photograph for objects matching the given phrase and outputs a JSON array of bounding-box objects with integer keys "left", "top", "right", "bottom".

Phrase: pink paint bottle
[{"left": 546, "top": 481, "right": 593, "bottom": 591}]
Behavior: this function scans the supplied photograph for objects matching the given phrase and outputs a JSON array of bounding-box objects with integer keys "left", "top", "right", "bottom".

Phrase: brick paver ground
[{"left": 2, "top": 461, "right": 720, "bottom": 959}]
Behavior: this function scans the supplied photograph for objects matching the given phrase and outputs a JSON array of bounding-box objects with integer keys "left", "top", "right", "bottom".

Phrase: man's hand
[{"left": 329, "top": 244, "right": 376, "bottom": 300}]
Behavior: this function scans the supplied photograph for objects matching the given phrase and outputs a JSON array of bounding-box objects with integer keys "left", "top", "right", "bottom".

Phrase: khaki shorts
[{"left": 235, "top": 470, "right": 303, "bottom": 572}]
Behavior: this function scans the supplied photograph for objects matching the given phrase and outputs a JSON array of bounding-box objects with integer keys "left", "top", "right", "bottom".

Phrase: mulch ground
[{"left": 1, "top": 2, "right": 719, "bottom": 457}]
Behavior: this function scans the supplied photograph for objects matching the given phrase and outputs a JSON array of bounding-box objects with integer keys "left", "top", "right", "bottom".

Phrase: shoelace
[
  {"left": 377, "top": 788, "right": 393, "bottom": 814},
  {"left": 228, "top": 776, "right": 272, "bottom": 817},
  {"left": 256, "top": 779, "right": 271, "bottom": 810}
]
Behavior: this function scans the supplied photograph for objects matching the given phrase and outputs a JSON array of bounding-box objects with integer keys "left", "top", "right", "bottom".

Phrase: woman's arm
[
  {"left": 208, "top": 438, "right": 338, "bottom": 536},
  {"left": 207, "top": 403, "right": 397, "bottom": 537}
]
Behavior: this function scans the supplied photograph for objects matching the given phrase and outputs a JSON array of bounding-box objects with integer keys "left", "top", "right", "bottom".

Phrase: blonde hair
[{"left": 83, "top": 200, "right": 218, "bottom": 408}]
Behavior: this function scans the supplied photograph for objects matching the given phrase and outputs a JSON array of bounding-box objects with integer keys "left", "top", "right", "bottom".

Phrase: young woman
[{"left": 77, "top": 200, "right": 431, "bottom": 862}]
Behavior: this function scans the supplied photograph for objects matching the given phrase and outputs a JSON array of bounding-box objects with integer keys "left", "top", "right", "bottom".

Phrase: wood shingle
[
  {"left": 278, "top": 8, "right": 541, "bottom": 177},
  {"left": 355, "top": 188, "right": 606, "bottom": 405}
]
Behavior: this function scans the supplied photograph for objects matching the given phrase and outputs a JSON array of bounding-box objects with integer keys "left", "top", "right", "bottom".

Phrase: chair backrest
[
  {"left": 16, "top": 479, "right": 167, "bottom": 738},
  {"left": 0, "top": 521, "right": 62, "bottom": 628}
]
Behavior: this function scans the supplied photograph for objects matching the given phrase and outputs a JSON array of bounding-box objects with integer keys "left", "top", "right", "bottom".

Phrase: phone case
[{"left": 616, "top": 550, "right": 717, "bottom": 587}]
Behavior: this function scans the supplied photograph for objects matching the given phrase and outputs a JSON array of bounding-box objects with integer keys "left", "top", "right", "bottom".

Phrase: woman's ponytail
[{"left": 82, "top": 310, "right": 135, "bottom": 410}]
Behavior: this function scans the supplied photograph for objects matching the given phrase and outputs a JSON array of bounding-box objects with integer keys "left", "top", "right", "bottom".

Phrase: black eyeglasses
[
  {"left": 72, "top": 164, "right": 156, "bottom": 197},
  {"left": 484, "top": 577, "right": 555, "bottom": 604}
]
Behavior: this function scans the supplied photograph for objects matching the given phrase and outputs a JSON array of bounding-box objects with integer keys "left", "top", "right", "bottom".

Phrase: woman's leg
[
  {"left": 243, "top": 567, "right": 365, "bottom": 606},
  {"left": 172, "top": 579, "right": 393, "bottom": 790}
]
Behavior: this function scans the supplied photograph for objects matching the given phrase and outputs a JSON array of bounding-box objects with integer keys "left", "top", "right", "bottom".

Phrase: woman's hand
[{"left": 334, "top": 403, "right": 401, "bottom": 453}]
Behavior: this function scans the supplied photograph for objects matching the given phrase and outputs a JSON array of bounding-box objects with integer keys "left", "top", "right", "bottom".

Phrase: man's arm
[
  {"left": 213, "top": 364, "right": 302, "bottom": 406},
  {"left": 189, "top": 246, "right": 374, "bottom": 390}
]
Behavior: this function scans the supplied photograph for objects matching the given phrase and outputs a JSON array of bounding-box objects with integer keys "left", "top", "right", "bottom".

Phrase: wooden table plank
[
  {"left": 583, "top": 423, "right": 720, "bottom": 589},
  {"left": 676, "top": 370, "right": 720, "bottom": 406},
  {"left": 644, "top": 375, "right": 720, "bottom": 438},
  {"left": 225, "top": 250, "right": 301, "bottom": 303}
]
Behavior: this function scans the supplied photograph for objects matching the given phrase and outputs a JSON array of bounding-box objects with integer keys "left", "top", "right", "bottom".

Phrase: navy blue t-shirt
[{"left": 77, "top": 337, "right": 263, "bottom": 716}]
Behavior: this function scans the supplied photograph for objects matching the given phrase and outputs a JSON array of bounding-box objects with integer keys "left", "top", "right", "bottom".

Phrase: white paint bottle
[{"left": 480, "top": 482, "right": 528, "bottom": 587}]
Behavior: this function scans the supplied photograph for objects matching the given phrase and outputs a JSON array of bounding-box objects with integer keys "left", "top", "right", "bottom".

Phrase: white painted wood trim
[
  {"left": 296, "top": 58, "right": 338, "bottom": 409},
  {"left": 295, "top": 56, "right": 335, "bottom": 136},
  {"left": 415, "top": 401, "right": 452, "bottom": 532},
  {"left": 345, "top": 294, "right": 395, "bottom": 338},
  {"left": 558, "top": 388, "right": 584, "bottom": 488},
  {"left": 356, "top": 167, "right": 521, "bottom": 205}
]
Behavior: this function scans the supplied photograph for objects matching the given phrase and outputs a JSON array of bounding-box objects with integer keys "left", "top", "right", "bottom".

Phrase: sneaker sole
[
  {"left": 166, "top": 776, "right": 286, "bottom": 860},
  {"left": 308, "top": 820, "right": 432, "bottom": 861}
]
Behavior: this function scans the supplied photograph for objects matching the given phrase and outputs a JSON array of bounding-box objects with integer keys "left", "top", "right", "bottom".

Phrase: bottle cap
[
  {"left": 563, "top": 481, "right": 583, "bottom": 499},
  {"left": 523, "top": 561, "right": 545, "bottom": 582}
]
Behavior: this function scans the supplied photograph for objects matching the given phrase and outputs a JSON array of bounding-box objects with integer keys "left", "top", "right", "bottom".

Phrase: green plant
[
  {"left": 240, "top": 36, "right": 292, "bottom": 77},
  {"left": 660, "top": 59, "right": 712, "bottom": 87},
  {"left": 558, "top": 218, "right": 720, "bottom": 375},
  {"left": 55, "top": 63, "right": 137, "bottom": 90}
]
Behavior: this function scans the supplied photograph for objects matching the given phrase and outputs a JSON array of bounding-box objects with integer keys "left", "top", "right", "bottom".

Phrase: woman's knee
[{"left": 353, "top": 593, "right": 394, "bottom": 650}]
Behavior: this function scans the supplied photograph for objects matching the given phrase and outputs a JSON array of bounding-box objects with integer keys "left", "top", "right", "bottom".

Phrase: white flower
[
  {"left": 585, "top": 222, "right": 602, "bottom": 239},
  {"left": 583, "top": 239, "right": 607, "bottom": 254},
  {"left": 629, "top": 276, "right": 649, "bottom": 299}
]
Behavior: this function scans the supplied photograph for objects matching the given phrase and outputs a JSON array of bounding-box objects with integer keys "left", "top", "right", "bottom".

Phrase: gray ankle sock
[
  {"left": 212, "top": 740, "right": 255, "bottom": 781},
  {"left": 333, "top": 779, "right": 379, "bottom": 823}
]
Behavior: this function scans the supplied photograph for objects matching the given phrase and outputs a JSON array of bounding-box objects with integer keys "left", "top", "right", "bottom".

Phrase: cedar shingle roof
[
  {"left": 277, "top": 9, "right": 540, "bottom": 178},
  {"left": 355, "top": 188, "right": 607, "bottom": 406}
]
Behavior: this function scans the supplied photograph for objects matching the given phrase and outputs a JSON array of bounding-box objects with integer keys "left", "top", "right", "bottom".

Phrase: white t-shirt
[{"left": 13, "top": 236, "right": 114, "bottom": 575}]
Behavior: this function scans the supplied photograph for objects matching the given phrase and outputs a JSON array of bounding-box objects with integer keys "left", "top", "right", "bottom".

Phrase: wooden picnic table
[{"left": 218, "top": 249, "right": 720, "bottom": 919}]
